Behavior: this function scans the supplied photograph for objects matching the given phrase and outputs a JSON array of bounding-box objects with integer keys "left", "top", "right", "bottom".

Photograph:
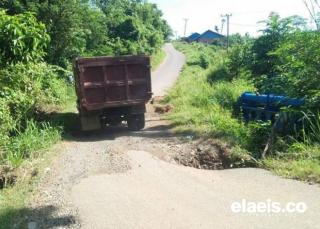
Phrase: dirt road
[{"left": 29, "top": 44, "right": 320, "bottom": 229}]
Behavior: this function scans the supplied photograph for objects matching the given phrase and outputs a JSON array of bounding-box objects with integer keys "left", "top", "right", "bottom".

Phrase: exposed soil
[{"left": 173, "top": 139, "right": 232, "bottom": 170}]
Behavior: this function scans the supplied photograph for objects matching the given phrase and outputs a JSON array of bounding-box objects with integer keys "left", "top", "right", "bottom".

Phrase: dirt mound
[
  {"left": 154, "top": 104, "right": 173, "bottom": 114},
  {"left": 173, "top": 140, "right": 231, "bottom": 170},
  {"left": 150, "top": 96, "right": 174, "bottom": 114}
]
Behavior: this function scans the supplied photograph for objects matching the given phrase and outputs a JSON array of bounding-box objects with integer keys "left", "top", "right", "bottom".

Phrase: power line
[
  {"left": 230, "top": 23, "right": 260, "bottom": 28},
  {"left": 230, "top": 11, "right": 269, "bottom": 15}
]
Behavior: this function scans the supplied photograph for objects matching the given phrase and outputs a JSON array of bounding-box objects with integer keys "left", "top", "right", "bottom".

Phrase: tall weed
[
  {"left": 3, "top": 120, "right": 61, "bottom": 167},
  {"left": 301, "top": 111, "right": 320, "bottom": 145}
]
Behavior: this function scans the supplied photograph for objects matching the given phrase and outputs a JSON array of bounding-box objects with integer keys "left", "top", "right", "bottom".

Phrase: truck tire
[{"left": 127, "top": 114, "right": 145, "bottom": 131}]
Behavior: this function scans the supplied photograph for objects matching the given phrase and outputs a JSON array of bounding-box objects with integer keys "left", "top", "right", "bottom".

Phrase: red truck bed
[{"left": 73, "top": 55, "right": 152, "bottom": 112}]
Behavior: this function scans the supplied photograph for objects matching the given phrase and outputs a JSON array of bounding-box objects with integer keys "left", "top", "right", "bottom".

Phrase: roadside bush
[
  {"left": 210, "top": 79, "right": 255, "bottom": 110},
  {"left": 0, "top": 62, "right": 70, "bottom": 150},
  {"left": 207, "top": 63, "right": 232, "bottom": 83},
  {"left": 3, "top": 120, "right": 61, "bottom": 167},
  {"left": 199, "top": 53, "right": 210, "bottom": 69},
  {"left": 226, "top": 41, "right": 253, "bottom": 78},
  {"left": 0, "top": 10, "right": 49, "bottom": 67},
  {"left": 168, "top": 43, "right": 257, "bottom": 152},
  {"left": 300, "top": 112, "right": 320, "bottom": 145},
  {"left": 170, "top": 16, "right": 320, "bottom": 182},
  {"left": 273, "top": 31, "right": 320, "bottom": 108},
  {"left": 0, "top": 99, "right": 14, "bottom": 135}
]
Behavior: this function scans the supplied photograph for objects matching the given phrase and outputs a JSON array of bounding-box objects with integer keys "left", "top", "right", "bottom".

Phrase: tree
[
  {"left": 274, "top": 31, "right": 320, "bottom": 108},
  {"left": 0, "top": 0, "right": 171, "bottom": 66},
  {"left": 249, "top": 13, "right": 307, "bottom": 92},
  {"left": 94, "top": 0, "right": 171, "bottom": 54},
  {"left": 0, "top": 0, "right": 88, "bottom": 67},
  {"left": 0, "top": 10, "right": 49, "bottom": 66}
]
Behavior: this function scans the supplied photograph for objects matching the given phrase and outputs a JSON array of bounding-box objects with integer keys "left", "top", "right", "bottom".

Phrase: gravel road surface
[{"left": 28, "top": 44, "right": 320, "bottom": 229}]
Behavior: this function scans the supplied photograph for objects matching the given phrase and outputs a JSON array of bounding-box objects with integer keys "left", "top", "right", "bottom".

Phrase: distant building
[
  {"left": 186, "top": 32, "right": 200, "bottom": 42},
  {"left": 196, "top": 30, "right": 224, "bottom": 44}
]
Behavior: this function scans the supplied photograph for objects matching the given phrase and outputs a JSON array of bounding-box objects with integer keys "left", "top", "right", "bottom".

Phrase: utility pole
[
  {"left": 183, "top": 18, "right": 189, "bottom": 37},
  {"left": 221, "top": 18, "right": 226, "bottom": 34},
  {"left": 221, "top": 14, "right": 232, "bottom": 50}
]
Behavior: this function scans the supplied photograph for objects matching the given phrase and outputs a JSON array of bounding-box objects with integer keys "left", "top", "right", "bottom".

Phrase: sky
[{"left": 149, "top": 0, "right": 314, "bottom": 37}]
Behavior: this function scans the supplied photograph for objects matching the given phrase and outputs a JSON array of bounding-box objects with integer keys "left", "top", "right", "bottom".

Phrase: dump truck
[{"left": 73, "top": 55, "right": 152, "bottom": 131}]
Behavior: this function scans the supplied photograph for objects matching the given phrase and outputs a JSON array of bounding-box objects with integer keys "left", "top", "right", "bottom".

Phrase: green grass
[
  {"left": 264, "top": 152, "right": 320, "bottom": 183},
  {"left": 151, "top": 48, "right": 166, "bottom": 70},
  {"left": 0, "top": 85, "right": 76, "bottom": 228},
  {"left": 167, "top": 42, "right": 255, "bottom": 145},
  {"left": 167, "top": 42, "right": 320, "bottom": 183},
  {"left": 3, "top": 121, "right": 61, "bottom": 167}
]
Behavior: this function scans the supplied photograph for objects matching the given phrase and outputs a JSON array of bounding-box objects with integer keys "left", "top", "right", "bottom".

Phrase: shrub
[
  {"left": 0, "top": 98, "right": 14, "bottom": 135},
  {"left": 210, "top": 79, "right": 255, "bottom": 110},
  {"left": 300, "top": 112, "right": 320, "bottom": 145},
  {"left": 4, "top": 120, "right": 61, "bottom": 167},
  {"left": 0, "top": 10, "right": 49, "bottom": 66},
  {"left": 273, "top": 31, "right": 320, "bottom": 108},
  {"left": 199, "top": 53, "right": 210, "bottom": 69},
  {"left": 207, "top": 63, "right": 232, "bottom": 83},
  {"left": 226, "top": 41, "right": 253, "bottom": 77},
  {"left": 0, "top": 62, "right": 70, "bottom": 145}
]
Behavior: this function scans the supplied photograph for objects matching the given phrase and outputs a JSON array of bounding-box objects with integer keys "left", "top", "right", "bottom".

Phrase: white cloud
[{"left": 150, "top": 0, "right": 313, "bottom": 36}]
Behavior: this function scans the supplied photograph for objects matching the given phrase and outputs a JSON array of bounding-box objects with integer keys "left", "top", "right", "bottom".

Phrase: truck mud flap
[{"left": 81, "top": 115, "right": 101, "bottom": 131}]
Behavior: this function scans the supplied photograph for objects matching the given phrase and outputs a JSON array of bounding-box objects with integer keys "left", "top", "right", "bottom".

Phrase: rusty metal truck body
[{"left": 73, "top": 55, "right": 152, "bottom": 131}]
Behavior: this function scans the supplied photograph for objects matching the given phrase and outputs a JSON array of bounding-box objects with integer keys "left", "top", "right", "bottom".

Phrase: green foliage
[
  {"left": 177, "top": 42, "right": 215, "bottom": 69},
  {"left": 151, "top": 48, "right": 166, "bottom": 70},
  {"left": 264, "top": 155, "right": 320, "bottom": 183},
  {"left": 171, "top": 41, "right": 320, "bottom": 182},
  {"left": 226, "top": 41, "right": 253, "bottom": 78},
  {"left": 0, "top": 62, "right": 70, "bottom": 169},
  {"left": 175, "top": 13, "right": 320, "bottom": 182},
  {"left": 240, "top": 13, "right": 308, "bottom": 92},
  {"left": 0, "top": 10, "right": 49, "bottom": 66},
  {"left": 0, "top": 63, "right": 69, "bottom": 128},
  {"left": 168, "top": 42, "right": 259, "bottom": 154},
  {"left": 96, "top": 0, "right": 171, "bottom": 55},
  {"left": 3, "top": 120, "right": 61, "bottom": 167},
  {"left": 273, "top": 31, "right": 320, "bottom": 108},
  {"left": 1, "top": 0, "right": 171, "bottom": 66},
  {"left": 0, "top": 1, "right": 170, "bottom": 223},
  {"left": 210, "top": 79, "right": 255, "bottom": 110},
  {"left": 0, "top": 98, "right": 13, "bottom": 132},
  {"left": 222, "top": 14, "right": 320, "bottom": 109},
  {"left": 81, "top": 7, "right": 113, "bottom": 56},
  {"left": 300, "top": 112, "right": 320, "bottom": 145},
  {"left": 1, "top": 0, "right": 89, "bottom": 67},
  {"left": 199, "top": 53, "right": 210, "bottom": 69},
  {"left": 21, "top": 0, "right": 91, "bottom": 67},
  {"left": 0, "top": 1, "right": 169, "bottom": 172}
]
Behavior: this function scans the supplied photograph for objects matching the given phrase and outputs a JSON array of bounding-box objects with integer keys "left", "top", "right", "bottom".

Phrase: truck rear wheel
[{"left": 127, "top": 114, "right": 145, "bottom": 131}]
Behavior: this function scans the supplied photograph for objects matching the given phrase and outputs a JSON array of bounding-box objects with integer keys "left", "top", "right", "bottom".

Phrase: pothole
[{"left": 173, "top": 140, "right": 232, "bottom": 170}]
